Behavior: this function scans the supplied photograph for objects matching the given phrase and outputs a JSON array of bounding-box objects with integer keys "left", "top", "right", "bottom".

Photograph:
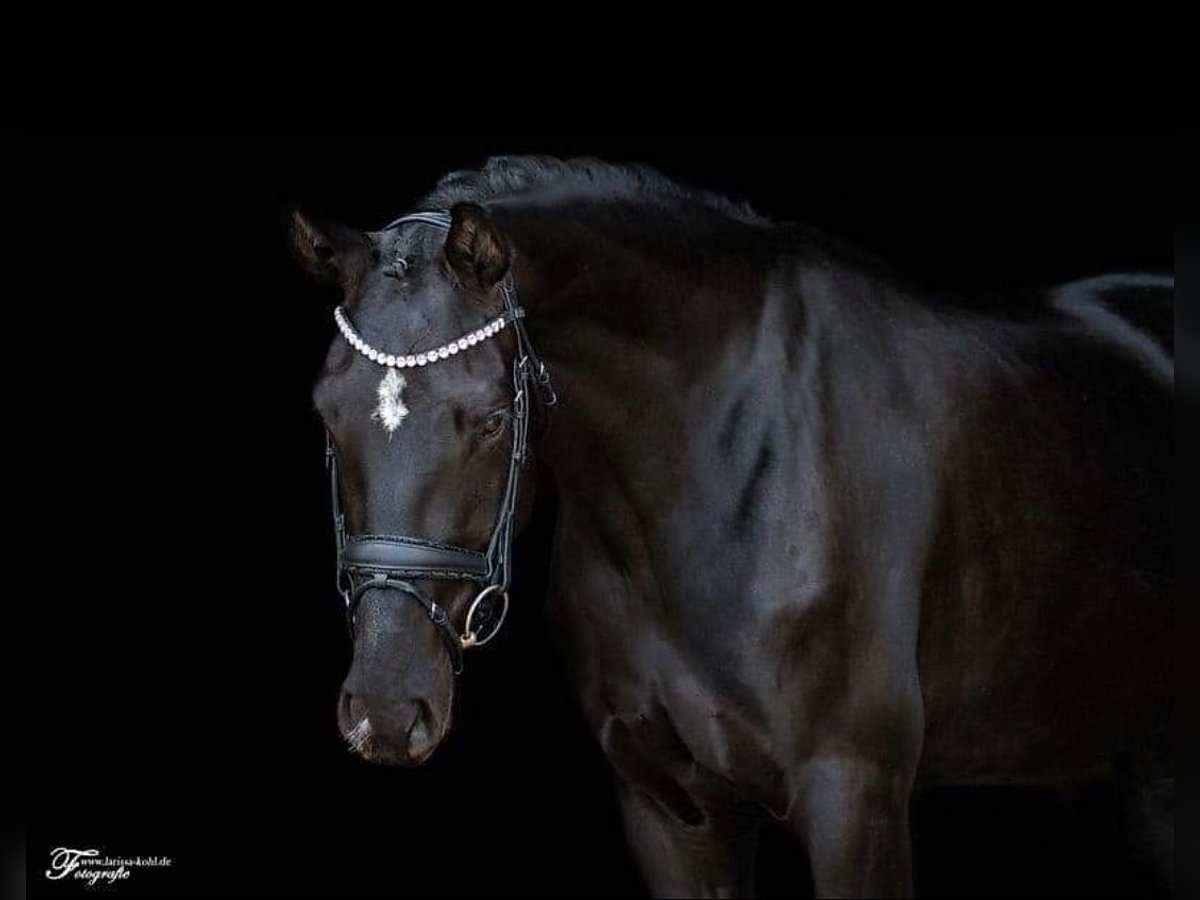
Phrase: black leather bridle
[{"left": 324, "top": 211, "right": 554, "bottom": 674}]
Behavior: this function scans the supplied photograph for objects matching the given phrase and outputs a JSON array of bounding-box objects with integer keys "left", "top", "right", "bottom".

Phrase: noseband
[{"left": 324, "top": 210, "right": 554, "bottom": 674}]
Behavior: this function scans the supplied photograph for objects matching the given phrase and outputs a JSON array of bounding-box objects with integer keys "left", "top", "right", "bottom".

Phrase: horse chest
[{"left": 552, "top": 583, "right": 787, "bottom": 811}]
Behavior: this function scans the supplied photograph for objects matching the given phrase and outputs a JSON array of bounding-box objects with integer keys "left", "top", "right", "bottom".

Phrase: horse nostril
[
  {"left": 341, "top": 691, "right": 368, "bottom": 728},
  {"left": 406, "top": 700, "right": 436, "bottom": 757},
  {"left": 338, "top": 689, "right": 440, "bottom": 763}
]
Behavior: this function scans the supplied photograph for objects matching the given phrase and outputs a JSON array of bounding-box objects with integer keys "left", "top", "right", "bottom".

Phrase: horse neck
[{"left": 496, "top": 202, "right": 780, "bottom": 539}]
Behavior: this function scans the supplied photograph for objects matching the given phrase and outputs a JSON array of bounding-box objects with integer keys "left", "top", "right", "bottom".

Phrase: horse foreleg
[
  {"left": 616, "top": 779, "right": 759, "bottom": 899},
  {"left": 790, "top": 756, "right": 915, "bottom": 898}
]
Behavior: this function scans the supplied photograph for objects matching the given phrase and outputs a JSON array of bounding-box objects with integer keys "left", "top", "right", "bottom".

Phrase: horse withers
[{"left": 291, "top": 157, "right": 1173, "bottom": 897}]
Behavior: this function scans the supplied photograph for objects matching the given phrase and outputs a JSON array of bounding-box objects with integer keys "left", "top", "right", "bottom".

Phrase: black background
[{"left": 27, "top": 128, "right": 1171, "bottom": 897}]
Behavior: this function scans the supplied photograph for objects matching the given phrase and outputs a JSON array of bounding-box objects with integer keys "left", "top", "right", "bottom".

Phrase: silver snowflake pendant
[{"left": 372, "top": 369, "right": 409, "bottom": 435}]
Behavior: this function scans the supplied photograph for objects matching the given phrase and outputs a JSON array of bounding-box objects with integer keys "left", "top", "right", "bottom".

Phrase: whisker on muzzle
[{"left": 346, "top": 717, "right": 373, "bottom": 754}]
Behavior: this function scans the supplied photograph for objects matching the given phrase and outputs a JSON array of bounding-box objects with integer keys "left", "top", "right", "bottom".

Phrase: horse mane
[
  {"left": 418, "top": 156, "right": 914, "bottom": 291},
  {"left": 420, "top": 155, "right": 767, "bottom": 225}
]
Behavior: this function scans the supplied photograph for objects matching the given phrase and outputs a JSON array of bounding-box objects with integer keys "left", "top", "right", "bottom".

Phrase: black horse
[{"left": 291, "top": 157, "right": 1172, "bottom": 898}]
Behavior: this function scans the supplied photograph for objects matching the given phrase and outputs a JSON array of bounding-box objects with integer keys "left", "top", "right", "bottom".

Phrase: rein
[{"left": 324, "top": 211, "right": 554, "bottom": 674}]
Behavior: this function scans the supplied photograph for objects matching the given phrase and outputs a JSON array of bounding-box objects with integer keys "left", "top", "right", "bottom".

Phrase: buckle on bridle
[{"left": 535, "top": 361, "right": 557, "bottom": 407}]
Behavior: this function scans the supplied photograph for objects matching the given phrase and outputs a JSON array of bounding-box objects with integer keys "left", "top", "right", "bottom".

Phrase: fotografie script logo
[{"left": 45, "top": 847, "right": 173, "bottom": 888}]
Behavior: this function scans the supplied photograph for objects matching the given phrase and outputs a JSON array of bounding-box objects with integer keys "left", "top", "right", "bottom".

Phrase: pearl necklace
[{"left": 333, "top": 306, "right": 521, "bottom": 368}]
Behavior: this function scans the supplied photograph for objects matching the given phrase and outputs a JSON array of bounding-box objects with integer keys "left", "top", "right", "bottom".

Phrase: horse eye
[{"left": 480, "top": 409, "right": 508, "bottom": 437}]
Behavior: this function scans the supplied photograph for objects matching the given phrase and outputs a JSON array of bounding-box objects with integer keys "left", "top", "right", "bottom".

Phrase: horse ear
[
  {"left": 444, "top": 202, "right": 510, "bottom": 290},
  {"left": 288, "top": 208, "right": 367, "bottom": 285}
]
